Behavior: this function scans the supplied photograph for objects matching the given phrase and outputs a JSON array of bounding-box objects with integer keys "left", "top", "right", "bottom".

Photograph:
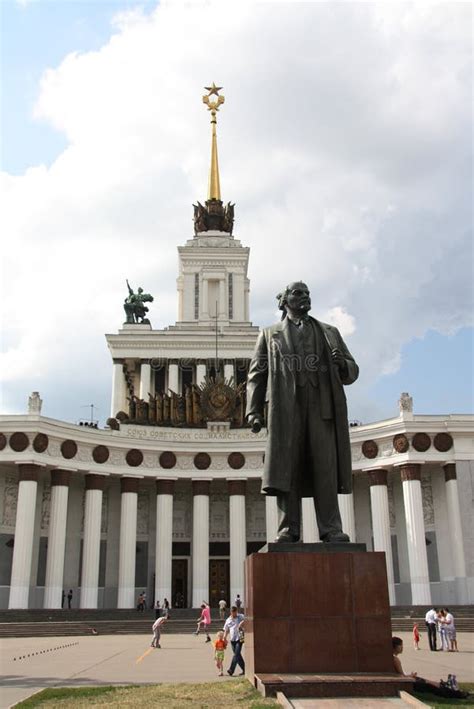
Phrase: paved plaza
[{"left": 1, "top": 631, "right": 473, "bottom": 708}]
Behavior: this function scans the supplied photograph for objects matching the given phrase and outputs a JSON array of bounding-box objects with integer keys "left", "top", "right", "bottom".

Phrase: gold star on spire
[{"left": 204, "top": 83, "right": 223, "bottom": 96}]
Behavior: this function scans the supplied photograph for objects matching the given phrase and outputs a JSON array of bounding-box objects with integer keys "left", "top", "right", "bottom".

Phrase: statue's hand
[
  {"left": 248, "top": 414, "right": 263, "bottom": 433},
  {"left": 331, "top": 348, "right": 348, "bottom": 376}
]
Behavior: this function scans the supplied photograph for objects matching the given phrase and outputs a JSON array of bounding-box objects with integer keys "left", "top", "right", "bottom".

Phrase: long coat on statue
[{"left": 246, "top": 316, "right": 359, "bottom": 497}]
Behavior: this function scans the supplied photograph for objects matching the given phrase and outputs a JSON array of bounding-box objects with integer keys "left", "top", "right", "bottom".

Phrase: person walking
[
  {"left": 154, "top": 600, "right": 161, "bottom": 619},
  {"left": 234, "top": 594, "right": 242, "bottom": 610},
  {"left": 61, "top": 590, "right": 65, "bottom": 609},
  {"left": 67, "top": 589, "right": 73, "bottom": 609},
  {"left": 142, "top": 591, "right": 147, "bottom": 610},
  {"left": 425, "top": 607, "right": 437, "bottom": 651},
  {"left": 224, "top": 605, "right": 245, "bottom": 676},
  {"left": 163, "top": 598, "right": 170, "bottom": 616},
  {"left": 213, "top": 630, "right": 228, "bottom": 676},
  {"left": 218, "top": 598, "right": 227, "bottom": 620},
  {"left": 151, "top": 614, "right": 168, "bottom": 648},
  {"left": 195, "top": 602, "right": 211, "bottom": 642}
]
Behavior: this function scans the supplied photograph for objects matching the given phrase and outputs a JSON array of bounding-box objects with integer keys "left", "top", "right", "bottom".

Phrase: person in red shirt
[
  {"left": 213, "top": 630, "right": 228, "bottom": 676},
  {"left": 413, "top": 622, "right": 420, "bottom": 650}
]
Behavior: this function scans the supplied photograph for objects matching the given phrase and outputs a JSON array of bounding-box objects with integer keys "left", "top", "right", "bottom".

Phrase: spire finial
[{"left": 202, "top": 83, "right": 225, "bottom": 201}]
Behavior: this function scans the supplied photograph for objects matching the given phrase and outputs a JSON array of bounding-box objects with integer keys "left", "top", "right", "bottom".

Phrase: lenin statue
[{"left": 246, "top": 282, "right": 359, "bottom": 543}]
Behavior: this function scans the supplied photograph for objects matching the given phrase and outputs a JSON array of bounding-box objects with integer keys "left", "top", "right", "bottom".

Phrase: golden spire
[{"left": 202, "top": 83, "right": 225, "bottom": 201}]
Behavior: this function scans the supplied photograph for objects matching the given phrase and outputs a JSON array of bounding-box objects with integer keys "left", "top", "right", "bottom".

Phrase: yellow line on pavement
[{"left": 136, "top": 647, "right": 154, "bottom": 664}]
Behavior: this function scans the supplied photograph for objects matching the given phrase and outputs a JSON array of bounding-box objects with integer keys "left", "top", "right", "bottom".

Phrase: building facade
[{"left": 1, "top": 87, "right": 473, "bottom": 610}]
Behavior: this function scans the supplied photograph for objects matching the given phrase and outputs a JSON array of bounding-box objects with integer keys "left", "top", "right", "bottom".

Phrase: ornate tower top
[
  {"left": 203, "top": 82, "right": 224, "bottom": 200},
  {"left": 193, "top": 83, "right": 235, "bottom": 236}
]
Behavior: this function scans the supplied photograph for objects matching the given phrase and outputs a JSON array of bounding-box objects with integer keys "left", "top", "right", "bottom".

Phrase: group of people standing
[{"left": 424, "top": 607, "right": 457, "bottom": 652}]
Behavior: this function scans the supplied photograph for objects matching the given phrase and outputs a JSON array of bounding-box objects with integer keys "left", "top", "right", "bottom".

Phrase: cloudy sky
[{"left": 1, "top": 0, "right": 472, "bottom": 425}]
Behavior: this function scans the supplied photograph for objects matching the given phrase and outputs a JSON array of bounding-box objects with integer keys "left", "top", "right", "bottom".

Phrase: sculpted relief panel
[
  {"left": 210, "top": 489, "right": 229, "bottom": 539},
  {"left": 41, "top": 482, "right": 51, "bottom": 532},
  {"left": 137, "top": 489, "right": 150, "bottom": 535},
  {"left": 421, "top": 474, "right": 435, "bottom": 526},
  {"left": 246, "top": 490, "right": 266, "bottom": 540},
  {"left": 173, "top": 491, "right": 192, "bottom": 540},
  {"left": 2, "top": 474, "right": 18, "bottom": 528}
]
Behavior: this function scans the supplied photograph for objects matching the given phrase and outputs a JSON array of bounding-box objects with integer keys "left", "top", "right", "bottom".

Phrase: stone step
[
  {"left": 1, "top": 617, "right": 472, "bottom": 638},
  {"left": 255, "top": 673, "right": 415, "bottom": 699}
]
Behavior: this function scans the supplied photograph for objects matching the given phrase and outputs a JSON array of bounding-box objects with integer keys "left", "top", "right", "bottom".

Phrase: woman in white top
[{"left": 444, "top": 608, "right": 457, "bottom": 651}]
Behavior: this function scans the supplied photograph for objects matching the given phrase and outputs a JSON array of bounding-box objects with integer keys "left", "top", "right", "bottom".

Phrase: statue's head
[
  {"left": 277, "top": 281, "right": 311, "bottom": 319},
  {"left": 138, "top": 287, "right": 143, "bottom": 294}
]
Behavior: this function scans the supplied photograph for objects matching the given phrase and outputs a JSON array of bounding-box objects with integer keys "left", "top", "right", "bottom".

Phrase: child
[
  {"left": 213, "top": 630, "right": 227, "bottom": 676},
  {"left": 413, "top": 622, "right": 420, "bottom": 650},
  {"left": 194, "top": 602, "right": 212, "bottom": 642}
]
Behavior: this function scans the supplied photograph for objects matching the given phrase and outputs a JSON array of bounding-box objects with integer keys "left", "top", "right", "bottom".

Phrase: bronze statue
[
  {"left": 246, "top": 282, "right": 359, "bottom": 543},
  {"left": 123, "top": 280, "right": 154, "bottom": 324}
]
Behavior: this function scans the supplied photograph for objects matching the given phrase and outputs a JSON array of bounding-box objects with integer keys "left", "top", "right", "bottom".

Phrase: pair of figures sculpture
[
  {"left": 123, "top": 280, "right": 154, "bottom": 325},
  {"left": 246, "top": 282, "right": 359, "bottom": 544}
]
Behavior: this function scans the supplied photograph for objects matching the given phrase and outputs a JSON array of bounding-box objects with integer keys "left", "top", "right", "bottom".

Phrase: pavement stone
[{"left": 0, "top": 630, "right": 472, "bottom": 708}]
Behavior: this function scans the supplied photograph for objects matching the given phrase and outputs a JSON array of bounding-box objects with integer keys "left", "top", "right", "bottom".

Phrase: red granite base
[
  {"left": 255, "top": 673, "right": 415, "bottom": 699},
  {"left": 244, "top": 550, "right": 394, "bottom": 680}
]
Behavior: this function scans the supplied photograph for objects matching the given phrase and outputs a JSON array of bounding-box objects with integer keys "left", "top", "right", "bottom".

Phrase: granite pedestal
[{"left": 244, "top": 545, "right": 411, "bottom": 699}]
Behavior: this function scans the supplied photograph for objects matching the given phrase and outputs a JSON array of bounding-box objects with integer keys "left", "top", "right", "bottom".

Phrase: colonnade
[{"left": 7, "top": 463, "right": 466, "bottom": 609}]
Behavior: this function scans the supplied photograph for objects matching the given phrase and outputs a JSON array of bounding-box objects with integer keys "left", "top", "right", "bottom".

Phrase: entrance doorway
[
  {"left": 172, "top": 559, "right": 188, "bottom": 608},
  {"left": 209, "top": 559, "right": 229, "bottom": 608}
]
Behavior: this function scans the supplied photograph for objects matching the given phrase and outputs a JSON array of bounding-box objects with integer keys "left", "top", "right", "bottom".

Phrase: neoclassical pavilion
[{"left": 0, "top": 87, "right": 472, "bottom": 610}]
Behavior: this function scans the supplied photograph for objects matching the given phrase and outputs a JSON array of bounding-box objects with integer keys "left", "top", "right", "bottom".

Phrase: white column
[
  {"left": 265, "top": 495, "right": 278, "bottom": 543},
  {"left": 192, "top": 480, "right": 210, "bottom": 607},
  {"left": 219, "top": 278, "right": 226, "bottom": 318},
  {"left": 155, "top": 479, "right": 175, "bottom": 606},
  {"left": 110, "top": 360, "right": 126, "bottom": 417},
  {"left": 168, "top": 361, "right": 179, "bottom": 395},
  {"left": 9, "top": 465, "right": 39, "bottom": 609},
  {"left": 338, "top": 492, "right": 356, "bottom": 541},
  {"left": 443, "top": 464, "right": 467, "bottom": 581},
  {"left": 302, "top": 498, "right": 320, "bottom": 542},
  {"left": 44, "top": 470, "right": 71, "bottom": 608},
  {"left": 224, "top": 361, "right": 234, "bottom": 383},
  {"left": 367, "top": 469, "right": 396, "bottom": 605},
  {"left": 228, "top": 480, "right": 246, "bottom": 602},
  {"left": 139, "top": 361, "right": 151, "bottom": 400},
  {"left": 117, "top": 477, "right": 139, "bottom": 608},
  {"left": 80, "top": 475, "right": 105, "bottom": 609},
  {"left": 196, "top": 362, "right": 207, "bottom": 386},
  {"left": 400, "top": 464, "right": 431, "bottom": 605}
]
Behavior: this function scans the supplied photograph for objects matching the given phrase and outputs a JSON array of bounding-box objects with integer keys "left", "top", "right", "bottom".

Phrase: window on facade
[
  {"left": 425, "top": 531, "right": 440, "bottom": 582},
  {"left": 0, "top": 534, "right": 14, "bottom": 585},
  {"left": 153, "top": 364, "right": 166, "bottom": 394},
  {"left": 180, "top": 363, "right": 193, "bottom": 395},
  {"left": 135, "top": 541, "right": 148, "bottom": 587},
  {"left": 37, "top": 537, "right": 48, "bottom": 585},
  {"left": 228, "top": 273, "right": 233, "bottom": 320},
  {"left": 194, "top": 273, "right": 199, "bottom": 320},
  {"left": 391, "top": 534, "right": 400, "bottom": 584}
]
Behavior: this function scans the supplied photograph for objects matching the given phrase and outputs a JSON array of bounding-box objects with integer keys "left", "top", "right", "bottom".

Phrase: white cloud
[{"left": 1, "top": 1, "right": 472, "bottom": 422}]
